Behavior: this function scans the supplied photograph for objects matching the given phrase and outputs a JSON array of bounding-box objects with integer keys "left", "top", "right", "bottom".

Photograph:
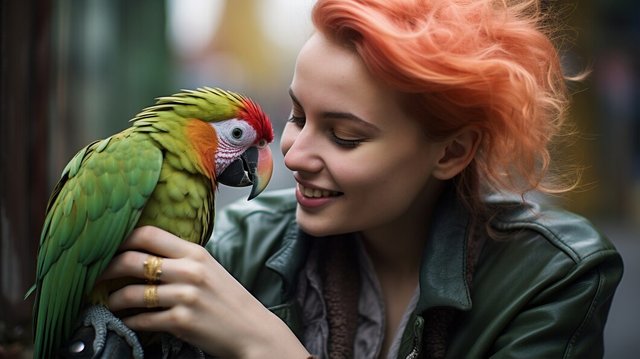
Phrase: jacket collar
[
  {"left": 265, "top": 218, "right": 311, "bottom": 298},
  {"left": 265, "top": 183, "right": 473, "bottom": 313},
  {"left": 416, "top": 183, "right": 472, "bottom": 313}
]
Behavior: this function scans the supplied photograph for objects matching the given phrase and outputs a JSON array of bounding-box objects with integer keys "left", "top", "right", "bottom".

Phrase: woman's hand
[{"left": 98, "top": 226, "right": 310, "bottom": 358}]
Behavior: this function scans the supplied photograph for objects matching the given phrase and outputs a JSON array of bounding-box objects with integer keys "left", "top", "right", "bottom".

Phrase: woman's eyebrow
[
  {"left": 288, "top": 88, "right": 380, "bottom": 133},
  {"left": 320, "top": 111, "right": 381, "bottom": 133}
]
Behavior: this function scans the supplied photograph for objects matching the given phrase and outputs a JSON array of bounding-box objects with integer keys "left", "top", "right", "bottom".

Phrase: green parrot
[{"left": 30, "top": 87, "right": 274, "bottom": 358}]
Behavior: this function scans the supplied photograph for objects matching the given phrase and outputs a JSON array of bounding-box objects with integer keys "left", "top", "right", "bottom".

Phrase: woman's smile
[
  {"left": 298, "top": 183, "right": 342, "bottom": 198},
  {"left": 295, "top": 182, "right": 343, "bottom": 210}
]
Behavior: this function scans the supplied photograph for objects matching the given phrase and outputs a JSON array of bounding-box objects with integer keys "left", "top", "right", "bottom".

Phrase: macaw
[{"left": 30, "top": 87, "right": 274, "bottom": 358}]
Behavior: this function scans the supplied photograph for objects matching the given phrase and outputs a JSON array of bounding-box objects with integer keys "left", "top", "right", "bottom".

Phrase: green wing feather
[{"left": 33, "top": 130, "right": 163, "bottom": 358}]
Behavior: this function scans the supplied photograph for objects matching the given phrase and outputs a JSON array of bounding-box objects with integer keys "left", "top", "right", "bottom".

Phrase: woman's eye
[
  {"left": 288, "top": 114, "right": 306, "bottom": 127},
  {"left": 286, "top": 111, "right": 365, "bottom": 148},
  {"left": 331, "top": 131, "right": 363, "bottom": 148}
]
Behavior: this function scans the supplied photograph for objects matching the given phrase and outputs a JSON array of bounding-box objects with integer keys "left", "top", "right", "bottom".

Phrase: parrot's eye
[
  {"left": 232, "top": 128, "right": 243, "bottom": 139},
  {"left": 213, "top": 119, "right": 256, "bottom": 147}
]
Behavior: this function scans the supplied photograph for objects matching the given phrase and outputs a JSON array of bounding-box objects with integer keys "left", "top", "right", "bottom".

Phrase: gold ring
[
  {"left": 143, "top": 285, "right": 159, "bottom": 308},
  {"left": 143, "top": 255, "right": 163, "bottom": 283}
]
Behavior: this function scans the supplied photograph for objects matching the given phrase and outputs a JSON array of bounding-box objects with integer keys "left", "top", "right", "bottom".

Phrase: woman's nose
[{"left": 281, "top": 123, "right": 323, "bottom": 174}]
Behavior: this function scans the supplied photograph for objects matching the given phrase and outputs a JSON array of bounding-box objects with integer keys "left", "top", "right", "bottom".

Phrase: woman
[{"left": 96, "top": 0, "right": 623, "bottom": 357}]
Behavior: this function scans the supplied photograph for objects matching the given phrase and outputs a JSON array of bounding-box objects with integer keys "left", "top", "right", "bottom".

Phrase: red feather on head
[{"left": 240, "top": 97, "right": 274, "bottom": 144}]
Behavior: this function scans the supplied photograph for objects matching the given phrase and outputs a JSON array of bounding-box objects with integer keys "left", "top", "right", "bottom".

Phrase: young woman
[{"left": 92, "top": 0, "right": 623, "bottom": 358}]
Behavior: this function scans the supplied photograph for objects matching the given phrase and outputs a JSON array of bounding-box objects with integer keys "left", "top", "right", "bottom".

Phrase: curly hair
[{"left": 312, "top": 0, "right": 578, "bottom": 215}]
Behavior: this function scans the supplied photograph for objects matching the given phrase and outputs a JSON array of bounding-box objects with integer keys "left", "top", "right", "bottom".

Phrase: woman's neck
[
  {"left": 360, "top": 179, "right": 443, "bottom": 278},
  {"left": 361, "top": 226, "right": 425, "bottom": 278}
]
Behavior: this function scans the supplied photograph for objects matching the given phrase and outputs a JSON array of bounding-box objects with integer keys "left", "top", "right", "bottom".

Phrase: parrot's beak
[
  {"left": 218, "top": 144, "right": 273, "bottom": 200},
  {"left": 246, "top": 144, "right": 273, "bottom": 200}
]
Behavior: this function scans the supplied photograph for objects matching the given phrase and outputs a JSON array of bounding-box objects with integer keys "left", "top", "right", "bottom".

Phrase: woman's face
[{"left": 281, "top": 33, "right": 447, "bottom": 238}]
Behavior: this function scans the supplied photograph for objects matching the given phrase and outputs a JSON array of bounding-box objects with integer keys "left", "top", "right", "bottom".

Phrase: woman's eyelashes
[
  {"left": 330, "top": 131, "right": 363, "bottom": 148},
  {"left": 288, "top": 112, "right": 365, "bottom": 148},
  {"left": 287, "top": 114, "right": 306, "bottom": 127}
]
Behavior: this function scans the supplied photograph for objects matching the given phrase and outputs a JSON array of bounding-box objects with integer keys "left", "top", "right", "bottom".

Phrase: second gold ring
[{"left": 143, "top": 285, "right": 159, "bottom": 308}]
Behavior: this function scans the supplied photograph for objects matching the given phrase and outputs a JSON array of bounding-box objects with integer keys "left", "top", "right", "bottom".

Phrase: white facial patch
[{"left": 211, "top": 119, "right": 258, "bottom": 174}]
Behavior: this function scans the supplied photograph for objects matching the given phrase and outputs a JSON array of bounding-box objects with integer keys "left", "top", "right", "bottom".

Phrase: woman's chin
[{"left": 295, "top": 209, "right": 347, "bottom": 238}]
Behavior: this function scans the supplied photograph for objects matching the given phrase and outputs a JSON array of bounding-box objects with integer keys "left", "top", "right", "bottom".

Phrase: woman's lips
[
  {"left": 295, "top": 183, "right": 342, "bottom": 209},
  {"left": 299, "top": 183, "right": 341, "bottom": 198}
]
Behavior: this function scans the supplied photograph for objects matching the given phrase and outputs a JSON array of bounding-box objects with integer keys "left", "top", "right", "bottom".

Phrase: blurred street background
[{"left": 1, "top": 0, "right": 638, "bottom": 357}]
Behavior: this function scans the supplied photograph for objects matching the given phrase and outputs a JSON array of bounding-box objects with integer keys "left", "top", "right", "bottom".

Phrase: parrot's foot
[{"left": 62, "top": 304, "right": 144, "bottom": 359}]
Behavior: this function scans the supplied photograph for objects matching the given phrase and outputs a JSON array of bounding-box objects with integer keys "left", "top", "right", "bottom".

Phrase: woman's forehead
[{"left": 292, "top": 33, "right": 407, "bottom": 123}]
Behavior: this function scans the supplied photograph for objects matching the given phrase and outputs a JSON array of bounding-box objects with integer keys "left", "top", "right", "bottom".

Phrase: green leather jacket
[{"left": 207, "top": 188, "right": 623, "bottom": 358}]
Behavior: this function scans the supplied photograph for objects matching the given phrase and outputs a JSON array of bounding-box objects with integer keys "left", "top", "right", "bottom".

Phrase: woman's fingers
[
  {"left": 98, "top": 252, "right": 203, "bottom": 284},
  {"left": 119, "top": 226, "right": 201, "bottom": 258},
  {"left": 108, "top": 283, "right": 199, "bottom": 312},
  {"left": 98, "top": 251, "right": 147, "bottom": 281},
  {"left": 120, "top": 309, "right": 177, "bottom": 333},
  {"left": 98, "top": 225, "right": 213, "bottom": 282}
]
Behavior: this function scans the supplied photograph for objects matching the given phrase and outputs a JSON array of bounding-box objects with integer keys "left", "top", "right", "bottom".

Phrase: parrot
[{"left": 29, "top": 87, "right": 274, "bottom": 358}]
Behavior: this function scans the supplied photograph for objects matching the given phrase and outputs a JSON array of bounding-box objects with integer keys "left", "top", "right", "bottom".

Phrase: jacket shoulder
[
  {"left": 451, "top": 198, "right": 624, "bottom": 358},
  {"left": 488, "top": 197, "right": 619, "bottom": 263}
]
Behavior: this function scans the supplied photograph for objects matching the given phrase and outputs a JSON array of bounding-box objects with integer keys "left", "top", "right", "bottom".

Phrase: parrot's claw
[{"left": 63, "top": 304, "right": 144, "bottom": 359}]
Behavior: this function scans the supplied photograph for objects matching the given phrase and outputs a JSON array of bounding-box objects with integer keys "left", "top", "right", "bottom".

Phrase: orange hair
[{"left": 312, "top": 0, "right": 578, "bottom": 215}]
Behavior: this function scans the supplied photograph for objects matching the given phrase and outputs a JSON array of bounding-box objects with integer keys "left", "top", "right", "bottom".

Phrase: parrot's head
[
  {"left": 208, "top": 89, "right": 275, "bottom": 200},
  {"left": 142, "top": 87, "right": 275, "bottom": 200}
]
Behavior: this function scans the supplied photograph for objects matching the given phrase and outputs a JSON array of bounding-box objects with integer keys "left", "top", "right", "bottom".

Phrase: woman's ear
[{"left": 432, "top": 128, "right": 481, "bottom": 180}]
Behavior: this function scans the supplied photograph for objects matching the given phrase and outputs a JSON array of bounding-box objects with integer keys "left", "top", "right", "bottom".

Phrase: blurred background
[{"left": 1, "top": 0, "right": 638, "bottom": 357}]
